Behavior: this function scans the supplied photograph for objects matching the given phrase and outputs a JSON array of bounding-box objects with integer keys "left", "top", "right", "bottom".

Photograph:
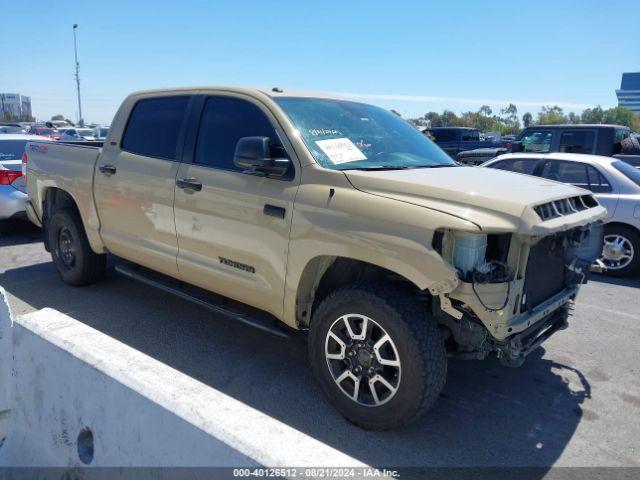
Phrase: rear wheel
[
  {"left": 308, "top": 284, "right": 447, "bottom": 430},
  {"left": 48, "top": 209, "right": 106, "bottom": 286},
  {"left": 600, "top": 225, "right": 640, "bottom": 277}
]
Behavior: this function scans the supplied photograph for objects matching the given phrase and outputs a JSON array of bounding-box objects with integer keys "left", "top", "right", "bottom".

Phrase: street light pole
[{"left": 73, "top": 23, "right": 83, "bottom": 126}]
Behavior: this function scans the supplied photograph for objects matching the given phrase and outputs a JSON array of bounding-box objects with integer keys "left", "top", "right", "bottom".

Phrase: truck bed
[{"left": 25, "top": 140, "right": 104, "bottom": 241}]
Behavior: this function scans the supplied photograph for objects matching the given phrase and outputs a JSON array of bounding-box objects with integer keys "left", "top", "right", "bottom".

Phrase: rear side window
[
  {"left": 520, "top": 130, "right": 553, "bottom": 152},
  {"left": 491, "top": 158, "right": 540, "bottom": 175},
  {"left": 541, "top": 160, "right": 611, "bottom": 193},
  {"left": 461, "top": 130, "right": 480, "bottom": 142},
  {"left": 559, "top": 131, "right": 595, "bottom": 154},
  {"left": 194, "top": 97, "right": 280, "bottom": 171},
  {"left": 122, "top": 96, "right": 189, "bottom": 160}
]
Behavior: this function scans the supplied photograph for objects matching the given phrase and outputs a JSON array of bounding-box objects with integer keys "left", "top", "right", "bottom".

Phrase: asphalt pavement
[{"left": 1, "top": 218, "right": 639, "bottom": 473}]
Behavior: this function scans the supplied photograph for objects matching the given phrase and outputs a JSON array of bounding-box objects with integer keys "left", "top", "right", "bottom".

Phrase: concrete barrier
[
  {"left": 0, "top": 299, "right": 366, "bottom": 468},
  {"left": 0, "top": 289, "right": 11, "bottom": 447}
]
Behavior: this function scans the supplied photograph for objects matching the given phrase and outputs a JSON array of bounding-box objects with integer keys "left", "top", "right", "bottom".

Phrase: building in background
[
  {"left": 616, "top": 73, "right": 640, "bottom": 115},
  {"left": 0, "top": 93, "right": 33, "bottom": 121}
]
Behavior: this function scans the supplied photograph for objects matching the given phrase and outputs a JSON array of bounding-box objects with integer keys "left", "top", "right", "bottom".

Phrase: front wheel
[
  {"left": 308, "top": 284, "right": 447, "bottom": 430},
  {"left": 600, "top": 225, "right": 640, "bottom": 277}
]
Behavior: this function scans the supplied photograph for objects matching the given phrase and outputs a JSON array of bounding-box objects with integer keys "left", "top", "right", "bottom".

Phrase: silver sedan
[
  {"left": 483, "top": 152, "right": 640, "bottom": 276},
  {"left": 0, "top": 134, "right": 54, "bottom": 220}
]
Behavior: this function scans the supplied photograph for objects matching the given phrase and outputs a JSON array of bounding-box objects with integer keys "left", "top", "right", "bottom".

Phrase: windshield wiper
[
  {"left": 344, "top": 164, "right": 458, "bottom": 171},
  {"left": 413, "top": 164, "right": 458, "bottom": 169},
  {"left": 342, "top": 165, "right": 414, "bottom": 171}
]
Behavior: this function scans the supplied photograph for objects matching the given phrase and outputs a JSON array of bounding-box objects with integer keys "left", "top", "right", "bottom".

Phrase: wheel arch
[
  {"left": 604, "top": 221, "right": 640, "bottom": 236},
  {"left": 293, "top": 256, "right": 427, "bottom": 328},
  {"left": 41, "top": 186, "right": 105, "bottom": 254}
]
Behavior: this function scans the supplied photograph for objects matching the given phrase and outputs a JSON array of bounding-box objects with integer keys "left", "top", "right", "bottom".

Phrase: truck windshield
[{"left": 276, "top": 97, "right": 456, "bottom": 171}]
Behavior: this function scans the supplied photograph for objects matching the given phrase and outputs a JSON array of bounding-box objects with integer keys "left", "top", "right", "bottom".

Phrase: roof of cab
[{"left": 125, "top": 86, "right": 346, "bottom": 101}]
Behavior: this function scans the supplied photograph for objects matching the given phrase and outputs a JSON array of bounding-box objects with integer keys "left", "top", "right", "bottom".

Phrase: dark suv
[{"left": 513, "top": 124, "right": 640, "bottom": 167}]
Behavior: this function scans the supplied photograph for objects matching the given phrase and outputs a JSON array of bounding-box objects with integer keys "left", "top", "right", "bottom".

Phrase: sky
[{"left": 2, "top": 0, "right": 638, "bottom": 124}]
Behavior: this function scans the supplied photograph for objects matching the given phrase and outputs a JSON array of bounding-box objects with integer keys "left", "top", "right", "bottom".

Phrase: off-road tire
[
  {"left": 602, "top": 224, "right": 640, "bottom": 277},
  {"left": 621, "top": 136, "right": 640, "bottom": 155},
  {"left": 308, "top": 284, "right": 447, "bottom": 430},
  {"left": 48, "top": 209, "right": 106, "bottom": 286}
]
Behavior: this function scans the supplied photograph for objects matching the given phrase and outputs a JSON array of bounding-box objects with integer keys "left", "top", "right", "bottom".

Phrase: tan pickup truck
[{"left": 25, "top": 87, "right": 606, "bottom": 429}]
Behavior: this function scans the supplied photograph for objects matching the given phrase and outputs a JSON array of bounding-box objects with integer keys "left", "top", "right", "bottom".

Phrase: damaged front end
[{"left": 431, "top": 194, "right": 605, "bottom": 367}]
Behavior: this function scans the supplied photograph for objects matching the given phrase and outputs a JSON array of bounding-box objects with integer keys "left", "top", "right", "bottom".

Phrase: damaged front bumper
[{"left": 495, "top": 287, "right": 575, "bottom": 367}]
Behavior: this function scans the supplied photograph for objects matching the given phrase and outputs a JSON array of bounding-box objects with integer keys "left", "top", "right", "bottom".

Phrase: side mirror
[
  {"left": 510, "top": 141, "right": 523, "bottom": 152},
  {"left": 234, "top": 136, "right": 290, "bottom": 176}
]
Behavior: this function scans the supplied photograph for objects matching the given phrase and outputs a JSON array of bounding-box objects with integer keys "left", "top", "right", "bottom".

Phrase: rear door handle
[
  {"left": 263, "top": 204, "right": 285, "bottom": 218},
  {"left": 98, "top": 164, "right": 117, "bottom": 175},
  {"left": 176, "top": 177, "right": 202, "bottom": 192}
]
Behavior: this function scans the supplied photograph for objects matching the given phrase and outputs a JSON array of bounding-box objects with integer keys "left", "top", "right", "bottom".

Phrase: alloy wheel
[
  {"left": 325, "top": 314, "right": 401, "bottom": 407},
  {"left": 601, "top": 234, "right": 634, "bottom": 271}
]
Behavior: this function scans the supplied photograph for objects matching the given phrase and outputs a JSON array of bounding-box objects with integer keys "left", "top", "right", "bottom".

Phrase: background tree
[
  {"left": 537, "top": 105, "right": 568, "bottom": 125},
  {"left": 522, "top": 112, "right": 533, "bottom": 127},
  {"left": 602, "top": 107, "right": 637, "bottom": 129},
  {"left": 567, "top": 112, "right": 581, "bottom": 124},
  {"left": 580, "top": 106, "right": 604, "bottom": 124}
]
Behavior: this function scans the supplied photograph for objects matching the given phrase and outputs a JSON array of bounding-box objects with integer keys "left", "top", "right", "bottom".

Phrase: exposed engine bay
[{"left": 433, "top": 219, "right": 604, "bottom": 366}]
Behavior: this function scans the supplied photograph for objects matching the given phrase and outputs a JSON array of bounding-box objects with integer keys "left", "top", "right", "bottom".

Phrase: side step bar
[{"left": 114, "top": 263, "right": 292, "bottom": 339}]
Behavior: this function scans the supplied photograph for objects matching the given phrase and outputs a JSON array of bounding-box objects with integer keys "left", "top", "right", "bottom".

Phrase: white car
[
  {"left": 0, "top": 134, "right": 54, "bottom": 220},
  {"left": 483, "top": 152, "right": 640, "bottom": 276}
]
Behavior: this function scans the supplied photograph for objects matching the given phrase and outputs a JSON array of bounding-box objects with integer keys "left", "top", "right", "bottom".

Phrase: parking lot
[{"left": 1, "top": 218, "right": 639, "bottom": 471}]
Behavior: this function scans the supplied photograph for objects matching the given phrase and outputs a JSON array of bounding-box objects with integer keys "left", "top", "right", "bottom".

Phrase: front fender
[{"left": 282, "top": 172, "right": 477, "bottom": 328}]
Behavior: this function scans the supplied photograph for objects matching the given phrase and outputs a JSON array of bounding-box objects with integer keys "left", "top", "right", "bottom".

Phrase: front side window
[
  {"left": 520, "top": 130, "right": 553, "bottom": 153},
  {"left": 491, "top": 158, "right": 540, "bottom": 175},
  {"left": 559, "top": 131, "right": 595, "bottom": 154},
  {"left": 276, "top": 97, "right": 455, "bottom": 171},
  {"left": 194, "top": 97, "right": 281, "bottom": 171},
  {"left": 122, "top": 96, "right": 189, "bottom": 160},
  {"left": 431, "top": 129, "right": 457, "bottom": 142}
]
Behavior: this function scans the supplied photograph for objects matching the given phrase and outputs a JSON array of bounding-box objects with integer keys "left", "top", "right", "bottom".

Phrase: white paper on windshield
[{"left": 315, "top": 138, "right": 367, "bottom": 164}]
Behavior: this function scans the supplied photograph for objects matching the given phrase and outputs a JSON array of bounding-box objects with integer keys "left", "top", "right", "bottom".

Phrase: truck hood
[{"left": 344, "top": 166, "right": 605, "bottom": 233}]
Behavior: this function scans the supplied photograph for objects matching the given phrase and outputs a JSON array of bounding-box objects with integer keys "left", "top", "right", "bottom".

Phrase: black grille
[{"left": 524, "top": 236, "right": 566, "bottom": 310}]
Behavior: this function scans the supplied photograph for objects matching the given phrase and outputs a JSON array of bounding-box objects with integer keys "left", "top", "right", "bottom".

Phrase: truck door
[
  {"left": 173, "top": 95, "right": 299, "bottom": 319},
  {"left": 93, "top": 95, "right": 191, "bottom": 277}
]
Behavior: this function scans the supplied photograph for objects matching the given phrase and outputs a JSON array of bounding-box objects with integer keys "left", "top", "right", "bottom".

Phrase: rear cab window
[{"left": 122, "top": 96, "right": 190, "bottom": 160}]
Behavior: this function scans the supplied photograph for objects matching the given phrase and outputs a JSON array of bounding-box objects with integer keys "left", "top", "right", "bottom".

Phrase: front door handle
[
  {"left": 176, "top": 177, "right": 202, "bottom": 192},
  {"left": 263, "top": 204, "right": 285, "bottom": 218},
  {"left": 98, "top": 164, "right": 117, "bottom": 175}
]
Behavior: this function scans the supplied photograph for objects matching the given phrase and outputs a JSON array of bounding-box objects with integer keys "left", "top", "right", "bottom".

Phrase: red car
[{"left": 28, "top": 127, "right": 60, "bottom": 140}]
